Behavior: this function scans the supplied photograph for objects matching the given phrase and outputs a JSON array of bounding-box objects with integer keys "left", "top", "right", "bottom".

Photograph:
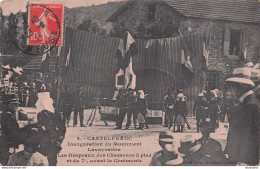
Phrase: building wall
[
  {"left": 110, "top": 2, "right": 260, "bottom": 88},
  {"left": 112, "top": 1, "right": 181, "bottom": 38}
]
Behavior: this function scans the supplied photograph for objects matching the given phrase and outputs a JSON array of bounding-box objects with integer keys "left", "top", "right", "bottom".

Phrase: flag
[
  {"left": 12, "top": 66, "right": 23, "bottom": 75},
  {"left": 2, "top": 64, "right": 10, "bottom": 69},
  {"left": 180, "top": 38, "right": 194, "bottom": 76},
  {"left": 203, "top": 30, "right": 210, "bottom": 69},
  {"left": 115, "top": 31, "right": 137, "bottom": 90},
  {"left": 115, "top": 31, "right": 138, "bottom": 70},
  {"left": 41, "top": 47, "right": 50, "bottom": 72},
  {"left": 65, "top": 47, "right": 71, "bottom": 67}
]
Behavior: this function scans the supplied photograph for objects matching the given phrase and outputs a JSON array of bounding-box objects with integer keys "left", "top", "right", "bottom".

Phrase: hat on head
[
  {"left": 158, "top": 131, "right": 174, "bottom": 143},
  {"left": 178, "top": 135, "right": 201, "bottom": 154},
  {"left": 226, "top": 67, "right": 255, "bottom": 87},
  {"left": 164, "top": 143, "right": 183, "bottom": 166}
]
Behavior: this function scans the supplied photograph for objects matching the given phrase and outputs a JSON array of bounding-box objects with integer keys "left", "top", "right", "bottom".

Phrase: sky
[{"left": 0, "top": 0, "right": 125, "bottom": 15}]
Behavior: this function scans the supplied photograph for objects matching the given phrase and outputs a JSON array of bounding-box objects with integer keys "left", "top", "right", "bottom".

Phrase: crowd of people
[
  {"left": 0, "top": 61, "right": 259, "bottom": 166},
  {"left": 150, "top": 62, "right": 260, "bottom": 166},
  {"left": 0, "top": 81, "right": 66, "bottom": 166}
]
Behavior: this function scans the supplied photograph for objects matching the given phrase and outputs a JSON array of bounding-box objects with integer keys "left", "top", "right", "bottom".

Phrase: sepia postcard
[{"left": 0, "top": 0, "right": 259, "bottom": 167}]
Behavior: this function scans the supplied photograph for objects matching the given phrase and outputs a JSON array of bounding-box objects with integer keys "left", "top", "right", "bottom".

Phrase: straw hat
[
  {"left": 226, "top": 67, "right": 255, "bottom": 87},
  {"left": 158, "top": 131, "right": 174, "bottom": 143},
  {"left": 164, "top": 143, "right": 183, "bottom": 166},
  {"left": 178, "top": 135, "right": 201, "bottom": 154}
]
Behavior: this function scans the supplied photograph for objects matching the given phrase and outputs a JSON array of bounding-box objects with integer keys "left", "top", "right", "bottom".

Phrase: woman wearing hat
[
  {"left": 174, "top": 93, "right": 187, "bottom": 132},
  {"left": 150, "top": 131, "right": 183, "bottom": 166},
  {"left": 0, "top": 96, "right": 21, "bottom": 165},
  {"left": 225, "top": 67, "right": 259, "bottom": 165}
]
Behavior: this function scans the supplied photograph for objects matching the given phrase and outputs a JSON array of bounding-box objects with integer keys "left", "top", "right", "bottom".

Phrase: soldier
[
  {"left": 174, "top": 93, "right": 187, "bottom": 132},
  {"left": 163, "top": 89, "right": 175, "bottom": 129},
  {"left": 193, "top": 93, "right": 208, "bottom": 132},
  {"left": 0, "top": 96, "right": 21, "bottom": 166},
  {"left": 36, "top": 92, "right": 66, "bottom": 166},
  {"left": 207, "top": 90, "right": 219, "bottom": 131},
  {"left": 197, "top": 122, "right": 226, "bottom": 165},
  {"left": 61, "top": 86, "right": 74, "bottom": 127},
  {"left": 225, "top": 67, "right": 259, "bottom": 165},
  {"left": 115, "top": 89, "right": 128, "bottom": 129},
  {"left": 125, "top": 89, "right": 138, "bottom": 129},
  {"left": 73, "top": 86, "right": 86, "bottom": 127},
  {"left": 136, "top": 90, "right": 148, "bottom": 130},
  {"left": 28, "top": 82, "right": 38, "bottom": 107}
]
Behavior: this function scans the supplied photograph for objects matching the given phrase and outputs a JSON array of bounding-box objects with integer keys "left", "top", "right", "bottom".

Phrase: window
[
  {"left": 229, "top": 30, "right": 241, "bottom": 55},
  {"left": 206, "top": 71, "right": 220, "bottom": 90},
  {"left": 148, "top": 5, "right": 156, "bottom": 21},
  {"left": 223, "top": 28, "right": 243, "bottom": 58}
]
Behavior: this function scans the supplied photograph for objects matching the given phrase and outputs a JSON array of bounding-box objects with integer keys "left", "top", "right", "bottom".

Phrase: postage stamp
[{"left": 27, "top": 2, "right": 64, "bottom": 46}]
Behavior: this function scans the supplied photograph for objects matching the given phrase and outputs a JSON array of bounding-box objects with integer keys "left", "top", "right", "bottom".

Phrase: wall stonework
[{"left": 110, "top": 2, "right": 260, "bottom": 80}]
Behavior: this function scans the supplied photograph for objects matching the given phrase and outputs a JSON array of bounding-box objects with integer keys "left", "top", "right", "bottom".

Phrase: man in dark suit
[
  {"left": 225, "top": 67, "right": 260, "bottom": 166},
  {"left": 193, "top": 93, "right": 208, "bottom": 132},
  {"left": 115, "top": 89, "right": 128, "bottom": 129}
]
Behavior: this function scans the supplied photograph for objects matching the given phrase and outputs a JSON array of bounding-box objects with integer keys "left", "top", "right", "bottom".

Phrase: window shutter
[
  {"left": 223, "top": 28, "right": 230, "bottom": 56},
  {"left": 241, "top": 30, "right": 249, "bottom": 60}
]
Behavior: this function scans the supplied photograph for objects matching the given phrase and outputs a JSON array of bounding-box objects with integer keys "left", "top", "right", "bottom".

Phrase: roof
[
  {"left": 108, "top": 0, "right": 260, "bottom": 23},
  {"left": 23, "top": 56, "right": 56, "bottom": 70},
  {"left": 164, "top": 0, "right": 260, "bottom": 23}
]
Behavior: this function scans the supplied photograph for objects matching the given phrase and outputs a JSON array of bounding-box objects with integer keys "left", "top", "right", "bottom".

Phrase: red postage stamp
[{"left": 28, "top": 2, "right": 64, "bottom": 46}]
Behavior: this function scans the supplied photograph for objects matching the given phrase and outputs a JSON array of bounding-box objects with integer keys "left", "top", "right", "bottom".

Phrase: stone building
[{"left": 107, "top": 0, "right": 260, "bottom": 90}]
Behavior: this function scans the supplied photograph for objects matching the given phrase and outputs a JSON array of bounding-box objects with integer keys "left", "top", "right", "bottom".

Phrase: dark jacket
[
  {"left": 175, "top": 99, "right": 187, "bottom": 116},
  {"left": 225, "top": 93, "right": 260, "bottom": 165},
  {"left": 208, "top": 98, "right": 218, "bottom": 119},
  {"left": 164, "top": 95, "right": 175, "bottom": 112},
  {"left": 0, "top": 112, "right": 20, "bottom": 148},
  {"left": 197, "top": 137, "right": 226, "bottom": 165},
  {"left": 37, "top": 110, "right": 66, "bottom": 156},
  {"left": 137, "top": 98, "right": 148, "bottom": 114},
  {"left": 194, "top": 97, "right": 208, "bottom": 120}
]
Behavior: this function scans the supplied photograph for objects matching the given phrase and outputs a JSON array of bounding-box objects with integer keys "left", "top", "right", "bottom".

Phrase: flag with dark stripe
[{"left": 115, "top": 31, "right": 138, "bottom": 70}]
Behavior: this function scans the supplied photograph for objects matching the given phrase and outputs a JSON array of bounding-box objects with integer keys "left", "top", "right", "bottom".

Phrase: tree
[{"left": 77, "top": 19, "right": 106, "bottom": 35}]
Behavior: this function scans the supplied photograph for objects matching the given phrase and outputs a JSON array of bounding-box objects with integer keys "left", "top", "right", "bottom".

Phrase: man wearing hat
[
  {"left": 136, "top": 90, "right": 148, "bottom": 130},
  {"left": 0, "top": 96, "right": 21, "bottom": 165},
  {"left": 193, "top": 93, "right": 208, "bottom": 132},
  {"left": 178, "top": 135, "right": 202, "bottom": 165},
  {"left": 225, "top": 67, "right": 259, "bottom": 165},
  {"left": 196, "top": 122, "right": 226, "bottom": 165},
  {"left": 163, "top": 89, "right": 175, "bottom": 129},
  {"left": 150, "top": 131, "right": 183, "bottom": 166}
]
